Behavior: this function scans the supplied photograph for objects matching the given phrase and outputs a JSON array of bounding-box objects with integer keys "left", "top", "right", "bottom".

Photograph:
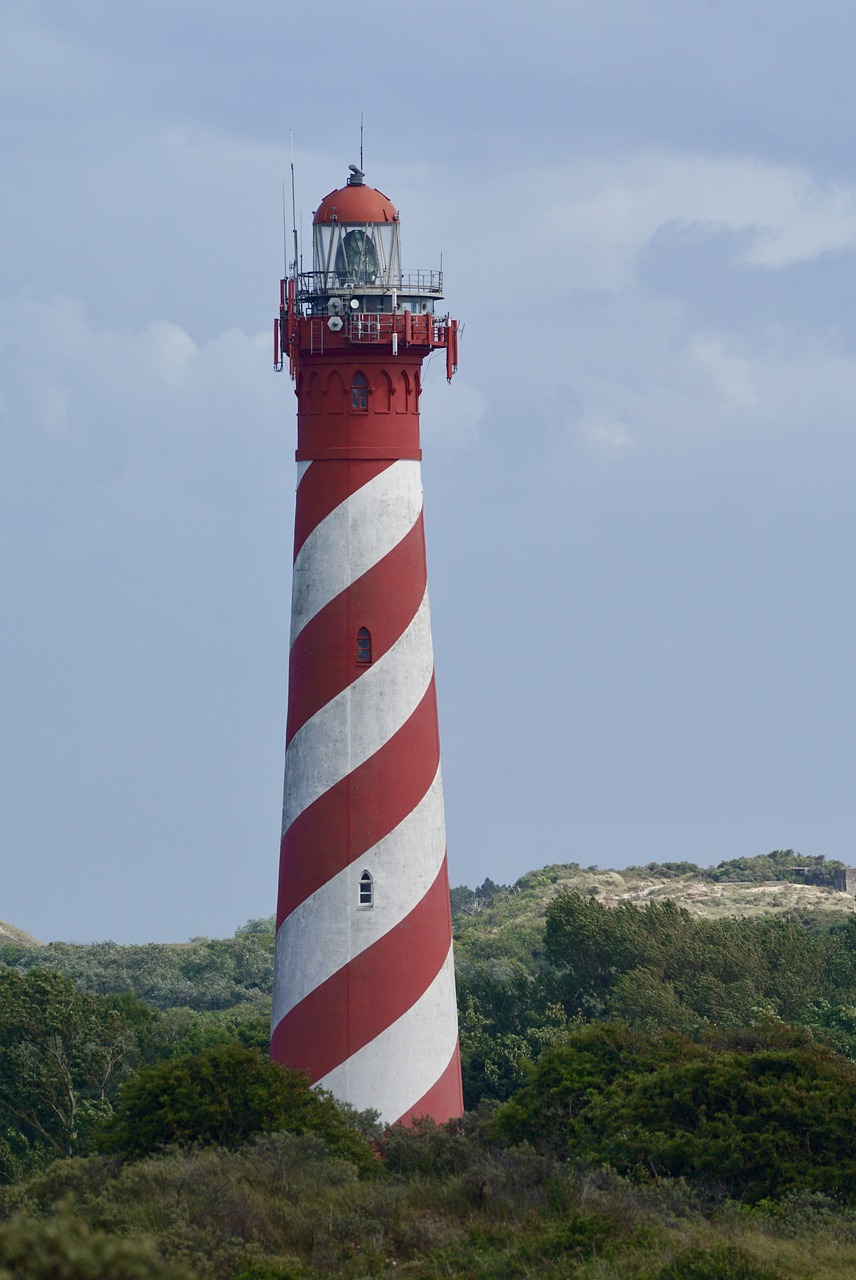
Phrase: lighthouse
[{"left": 270, "top": 164, "right": 464, "bottom": 1127}]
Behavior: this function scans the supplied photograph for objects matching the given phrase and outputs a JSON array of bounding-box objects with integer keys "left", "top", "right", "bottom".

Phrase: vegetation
[
  {"left": 493, "top": 1021, "right": 856, "bottom": 1203},
  {"left": 0, "top": 933, "right": 275, "bottom": 1012},
  {"left": 0, "top": 969, "right": 132, "bottom": 1180},
  {"left": 3, "top": 849, "right": 856, "bottom": 1276},
  {"left": 2, "top": 1119, "right": 855, "bottom": 1278},
  {"left": 101, "top": 1043, "right": 379, "bottom": 1172},
  {"left": 0, "top": 1211, "right": 194, "bottom": 1279},
  {"left": 452, "top": 857, "right": 856, "bottom": 1106}
]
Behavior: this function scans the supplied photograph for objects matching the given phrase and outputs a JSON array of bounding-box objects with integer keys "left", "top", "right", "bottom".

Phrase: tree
[
  {"left": 234, "top": 916, "right": 276, "bottom": 937},
  {"left": 1, "top": 936, "right": 275, "bottom": 1012},
  {"left": 0, "top": 969, "right": 131, "bottom": 1180},
  {"left": 543, "top": 890, "right": 844, "bottom": 1035}
]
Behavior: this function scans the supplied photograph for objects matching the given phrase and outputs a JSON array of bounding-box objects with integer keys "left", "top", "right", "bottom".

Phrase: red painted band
[
  {"left": 271, "top": 860, "right": 453, "bottom": 1082},
  {"left": 393, "top": 1042, "right": 464, "bottom": 1128},
  {"left": 277, "top": 679, "right": 441, "bottom": 923},
  {"left": 293, "top": 459, "right": 394, "bottom": 560},
  {"left": 285, "top": 515, "right": 428, "bottom": 745},
  {"left": 296, "top": 448, "right": 422, "bottom": 461}
]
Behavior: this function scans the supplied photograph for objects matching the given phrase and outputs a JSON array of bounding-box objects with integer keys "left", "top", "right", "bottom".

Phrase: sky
[{"left": 4, "top": 1, "right": 856, "bottom": 943}]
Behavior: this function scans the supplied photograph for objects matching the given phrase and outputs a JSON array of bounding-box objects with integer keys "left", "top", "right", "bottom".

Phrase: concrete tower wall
[{"left": 270, "top": 314, "right": 464, "bottom": 1127}]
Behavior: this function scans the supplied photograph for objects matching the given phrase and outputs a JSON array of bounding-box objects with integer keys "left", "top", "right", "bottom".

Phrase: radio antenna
[
  {"left": 281, "top": 183, "right": 288, "bottom": 278},
  {"left": 360, "top": 112, "right": 364, "bottom": 172},
  {"left": 289, "top": 129, "right": 299, "bottom": 281}
]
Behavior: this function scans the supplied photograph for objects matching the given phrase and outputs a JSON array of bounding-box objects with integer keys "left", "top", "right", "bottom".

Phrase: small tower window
[
  {"left": 359, "top": 870, "right": 374, "bottom": 907},
  {"left": 351, "top": 372, "right": 368, "bottom": 411},
  {"left": 356, "top": 627, "right": 372, "bottom": 664}
]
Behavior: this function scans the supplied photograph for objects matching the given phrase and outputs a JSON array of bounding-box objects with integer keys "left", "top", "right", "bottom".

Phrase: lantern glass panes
[{"left": 313, "top": 221, "right": 401, "bottom": 293}]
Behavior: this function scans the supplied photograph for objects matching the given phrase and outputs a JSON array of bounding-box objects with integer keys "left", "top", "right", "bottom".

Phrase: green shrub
[
  {"left": 0, "top": 1211, "right": 195, "bottom": 1279},
  {"left": 100, "top": 1043, "right": 377, "bottom": 1172},
  {"left": 494, "top": 1022, "right": 856, "bottom": 1203},
  {"left": 647, "top": 1242, "right": 783, "bottom": 1279}
]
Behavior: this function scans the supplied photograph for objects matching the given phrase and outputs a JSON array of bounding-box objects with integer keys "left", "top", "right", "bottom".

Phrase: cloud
[
  {"left": 546, "top": 154, "right": 856, "bottom": 282},
  {"left": 395, "top": 149, "right": 856, "bottom": 468},
  {"left": 692, "top": 338, "right": 759, "bottom": 410},
  {"left": 423, "top": 153, "right": 856, "bottom": 313},
  {"left": 576, "top": 408, "right": 634, "bottom": 457}
]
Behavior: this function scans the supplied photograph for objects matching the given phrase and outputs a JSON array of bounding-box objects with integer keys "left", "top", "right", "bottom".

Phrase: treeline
[
  {"left": 625, "top": 848, "right": 846, "bottom": 885},
  {"left": 458, "top": 891, "right": 856, "bottom": 1105},
  {"left": 0, "top": 933, "right": 274, "bottom": 1012},
  {"left": 3, "top": 851, "right": 856, "bottom": 1277}
]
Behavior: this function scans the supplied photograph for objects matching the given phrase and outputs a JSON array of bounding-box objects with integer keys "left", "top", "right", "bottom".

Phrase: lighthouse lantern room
[{"left": 270, "top": 164, "right": 464, "bottom": 1127}]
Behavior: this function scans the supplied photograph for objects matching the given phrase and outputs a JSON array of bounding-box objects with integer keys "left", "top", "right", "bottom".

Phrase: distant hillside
[
  {"left": 458, "top": 863, "right": 856, "bottom": 920},
  {"left": 2, "top": 851, "right": 852, "bottom": 1011},
  {"left": 0, "top": 918, "right": 40, "bottom": 948},
  {"left": 451, "top": 852, "right": 855, "bottom": 966}
]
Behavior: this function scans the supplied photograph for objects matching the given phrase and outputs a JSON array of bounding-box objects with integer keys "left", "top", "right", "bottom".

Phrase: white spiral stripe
[
  {"left": 295, "top": 460, "right": 312, "bottom": 489},
  {"left": 272, "top": 766, "right": 446, "bottom": 1026},
  {"left": 318, "top": 946, "right": 459, "bottom": 1126},
  {"left": 290, "top": 459, "right": 423, "bottom": 646},
  {"left": 282, "top": 589, "right": 435, "bottom": 836}
]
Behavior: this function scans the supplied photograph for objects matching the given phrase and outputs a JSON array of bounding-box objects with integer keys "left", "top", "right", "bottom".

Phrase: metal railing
[
  {"left": 347, "top": 313, "right": 448, "bottom": 345},
  {"left": 297, "top": 268, "right": 443, "bottom": 302}
]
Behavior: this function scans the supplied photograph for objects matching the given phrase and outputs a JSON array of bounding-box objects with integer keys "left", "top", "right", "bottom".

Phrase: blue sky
[{"left": 4, "top": 1, "right": 856, "bottom": 942}]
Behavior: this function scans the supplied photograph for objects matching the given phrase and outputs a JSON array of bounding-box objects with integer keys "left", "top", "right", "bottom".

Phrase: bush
[
  {"left": 100, "top": 1044, "right": 377, "bottom": 1172},
  {"left": 0, "top": 1211, "right": 195, "bottom": 1279},
  {"left": 647, "top": 1242, "right": 783, "bottom": 1279},
  {"left": 493, "top": 1022, "right": 856, "bottom": 1203}
]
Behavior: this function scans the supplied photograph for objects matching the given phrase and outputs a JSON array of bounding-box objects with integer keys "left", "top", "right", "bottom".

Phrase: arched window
[
  {"left": 307, "top": 371, "right": 323, "bottom": 415},
  {"left": 351, "top": 371, "right": 368, "bottom": 411},
  {"left": 324, "top": 370, "right": 345, "bottom": 413},
  {"left": 394, "top": 369, "right": 410, "bottom": 414},
  {"left": 359, "top": 870, "right": 374, "bottom": 907},
  {"left": 375, "top": 370, "right": 392, "bottom": 413},
  {"left": 356, "top": 627, "right": 372, "bottom": 664}
]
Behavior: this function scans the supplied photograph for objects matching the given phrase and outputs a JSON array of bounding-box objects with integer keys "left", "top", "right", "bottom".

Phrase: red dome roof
[{"left": 313, "top": 181, "right": 397, "bottom": 225}]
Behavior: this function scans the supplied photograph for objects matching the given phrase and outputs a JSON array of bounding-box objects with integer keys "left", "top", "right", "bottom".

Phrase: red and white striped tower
[{"left": 270, "top": 165, "right": 463, "bottom": 1126}]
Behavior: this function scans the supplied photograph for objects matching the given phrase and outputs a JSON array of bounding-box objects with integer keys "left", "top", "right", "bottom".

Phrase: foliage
[
  {"left": 0, "top": 968, "right": 275, "bottom": 1182},
  {"left": 623, "top": 861, "right": 707, "bottom": 880},
  {"left": 4, "top": 1125, "right": 853, "bottom": 1279},
  {"left": 456, "top": 952, "right": 567, "bottom": 1107},
  {"left": 234, "top": 917, "right": 276, "bottom": 938},
  {"left": 0, "top": 1210, "right": 195, "bottom": 1279},
  {"left": 100, "top": 1043, "right": 377, "bottom": 1172},
  {"left": 450, "top": 852, "right": 856, "bottom": 1104},
  {"left": 543, "top": 890, "right": 851, "bottom": 1032},
  {"left": 450, "top": 878, "right": 510, "bottom": 917},
  {"left": 134, "top": 1004, "right": 271, "bottom": 1064},
  {"left": 702, "top": 849, "right": 845, "bottom": 886},
  {"left": 643, "top": 1243, "right": 783, "bottom": 1279},
  {"left": 621, "top": 850, "right": 844, "bottom": 889},
  {"left": 0, "top": 969, "right": 135, "bottom": 1181},
  {"left": 0, "top": 936, "right": 274, "bottom": 1012},
  {"left": 493, "top": 1021, "right": 856, "bottom": 1203}
]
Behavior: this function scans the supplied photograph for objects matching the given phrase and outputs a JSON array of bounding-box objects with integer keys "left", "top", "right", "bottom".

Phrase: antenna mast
[
  {"left": 289, "top": 130, "right": 299, "bottom": 281},
  {"left": 281, "top": 184, "right": 288, "bottom": 279},
  {"left": 360, "top": 112, "right": 364, "bottom": 172}
]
